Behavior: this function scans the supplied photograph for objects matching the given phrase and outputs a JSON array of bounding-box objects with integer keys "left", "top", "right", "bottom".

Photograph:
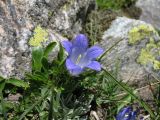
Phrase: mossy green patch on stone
[
  {"left": 137, "top": 38, "right": 160, "bottom": 70},
  {"left": 96, "top": 0, "right": 136, "bottom": 10},
  {"left": 29, "top": 25, "right": 48, "bottom": 47},
  {"left": 129, "top": 24, "right": 158, "bottom": 45}
]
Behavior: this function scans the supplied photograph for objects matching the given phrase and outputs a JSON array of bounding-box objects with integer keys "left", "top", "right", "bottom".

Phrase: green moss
[
  {"left": 129, "top": 24, "right": 157, "bottom": 45},
  {"left": 137, "top": 39, "right": 160, "bottom": 70},
  {"left": 96, "top": 0, "right": 137, "bottom": 10},
  {"left": 29, "top": 25, "right": 48, "bottom": 47}
]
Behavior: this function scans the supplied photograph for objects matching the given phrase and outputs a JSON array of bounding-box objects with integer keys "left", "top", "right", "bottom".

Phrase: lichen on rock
[
  {"left": 128, "top": 23, "right": 160, "bottom": 70},
  {"left": 128, "top": 24, "right": 158, "bottom": 45},
  {"left": 101, "top": 17, "right": 160, "bottom": 89},
  {"left": 29, "top": 25, "right": 48, "bottom": 47},
  {"left": 137, "top": 38, "right": 160, "bottom": 70}
]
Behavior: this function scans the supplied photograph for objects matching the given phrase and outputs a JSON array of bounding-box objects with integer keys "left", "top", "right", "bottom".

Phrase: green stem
[
  {"left": 98, "top": 39, "right": 123, "bottom": 61},
  {"left": 48, "top": 87, "right": 54, "bottom": 120},
  {"left": 102, "top": 68, "right": 155, "bottom": 118},
  {"left": 1, "top": 91, "right": 7, "bottom": 120}
]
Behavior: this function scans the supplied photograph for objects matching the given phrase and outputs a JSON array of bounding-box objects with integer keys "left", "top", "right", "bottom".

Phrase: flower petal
[
  {"left": 70, "top": 67, "right": 83, "bottom": 76},
  {"left": 61, "top": 40, "right": 72, "bottom": 54},
  {"left": 72, "top": 34, "right": 88, "bottom": 50},
  {"left": 130, "top": 111, "right": 137, "bottom": 120},
  {"left": 66, "top": 58, "right": 83, "bottom": 76},
  {"left": 116, "top": 107, "right": 132, "bottom": 120},
  {"left": 86, "top": 61, "right": 101, "bottom": 71},
  {"left": 120, "top": 107, "right": 131, "bottom": 118},
  {"left": 86, "top": 46, "right": 103, "bottom": 60},
  {"left": 78, "top": 46, "right": 103, "bottom": 67},
  {"left": 66, "top": 58, "right": 77, "bottom": 69},
  {"left": 70, "top": 47, "right": 83, "bottom": 63}
]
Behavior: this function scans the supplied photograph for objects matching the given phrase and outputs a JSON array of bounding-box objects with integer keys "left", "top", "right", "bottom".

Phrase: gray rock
[
  {"left": 0, "top": 0, "right": 93, "bottom": 78},
  {"left": 136, "top": 0, "right": 160, "bottom": 30},
  {"left": 101, "top": 17, "right": 160, "bottom": 87},
  {"left": 28, "top": 0, "right": 92, "bottom": 35}
]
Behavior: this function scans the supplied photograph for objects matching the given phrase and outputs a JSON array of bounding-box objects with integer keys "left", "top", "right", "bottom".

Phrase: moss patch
[
  {"left": 129, "top": 24, "right": 157, "bottom": 45},
  {"left": 29, "top": 25, "right": 48, "bottom": 47},
  {"left": 137, "top": 38, "right": 160, "bottom": 70},
  {"left": 96, "top": 0, "right": 137, "bottom": 10}
]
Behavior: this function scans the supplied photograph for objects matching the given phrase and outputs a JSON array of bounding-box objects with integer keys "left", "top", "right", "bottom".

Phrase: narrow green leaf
[
  {"left": 32, "top": 47, "right": 44, "bottom": 71},
  {"left": 0, "top": 76, "right": 4, "bottom": 81},
  {"left": 58, "top": 42, "right": 64, "bottom": 62},
  {"left": 26, "top": 72, "right": 47, "bottom": 82},
  {"left": 117, "top": 94, "right": 132, "bottom": 112},
  {"left": 102, "top": 68, "right": 156, "bottom": 118},
  {"left": 42, "top": 57, "right": 49, "bottom": 71},
  {"left": 44, "top": 42, "right": 57, "bottom": 58},
  {"left": 19, "top": 88, "right": 50, "bottom": 120},
  {"left": 48, "top": 89, "right": 54, "bottom": 120},
  {"left": 98, "top": 39, "right": 123, "bottom": 61},
  {"left": 0, "top": 78, "right": 7, "bottom": 120},
  {"left": 0, "top": 79, "right": 5, "bottom": 92},
  {"left": 0, "top": 104, "right": 2, "bottom": 114},
  {"left": 6, "top": 78, "right": 29, "bottom": 89}
]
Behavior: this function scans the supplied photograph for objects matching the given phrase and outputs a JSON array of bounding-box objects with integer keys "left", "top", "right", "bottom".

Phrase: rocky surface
[
  {"left": 136, "top": 0, "right": 160, "bottom": 30},
  {"left": 101, "top": 17, "right": 160, "bottom": 87},
  {"left": 1, "top": 0, "right": 160, "bottom": 89},
  {"left": 0, "top": 0, "right": 93, "bottom": 78}
]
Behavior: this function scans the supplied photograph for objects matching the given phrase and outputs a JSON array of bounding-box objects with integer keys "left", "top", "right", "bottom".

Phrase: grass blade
[
  {"left": 102, "top": 68, "right": 155, "bottom": 118},
  {"left": 98, "top": 39, "right": 123, "bottom": 61},
  {"left": 19, "top": 89, "right": 50, "bottom": 120},
  {"left": 48, "top": 89, "right": 54, "bottom": 120}
]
